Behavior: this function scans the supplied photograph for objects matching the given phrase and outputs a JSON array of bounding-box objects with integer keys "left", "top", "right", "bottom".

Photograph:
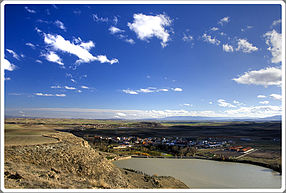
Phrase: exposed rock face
[{"left": 5, "top": 132, "right": 188, "bottom": 189}]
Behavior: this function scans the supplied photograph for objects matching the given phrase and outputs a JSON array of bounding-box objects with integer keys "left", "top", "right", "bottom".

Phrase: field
[
  {"left": 5, "top": 123, "right": 60, "bottom": 146},
  {"left": 4, "top": 118, "right": 282, "bottom": 172}
]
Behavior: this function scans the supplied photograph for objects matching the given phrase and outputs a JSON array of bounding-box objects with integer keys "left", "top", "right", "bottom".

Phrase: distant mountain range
[{"left": 155, "top": 115, "right": 282, "bottom": 122}]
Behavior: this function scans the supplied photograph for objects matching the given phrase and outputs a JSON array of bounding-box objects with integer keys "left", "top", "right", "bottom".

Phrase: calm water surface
[{"left": 113, "top": 158, "right": 281, "bottom": 188}]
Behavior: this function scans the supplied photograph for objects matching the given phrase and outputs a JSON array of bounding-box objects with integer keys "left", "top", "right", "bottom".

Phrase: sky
[{"left": 2, "top": 3, "right": 283, "bottom": 119}]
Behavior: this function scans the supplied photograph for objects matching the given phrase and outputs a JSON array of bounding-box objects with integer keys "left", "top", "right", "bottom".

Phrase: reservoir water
[{"left": 113, "top": 158, "right": 281, "bottom": 188}]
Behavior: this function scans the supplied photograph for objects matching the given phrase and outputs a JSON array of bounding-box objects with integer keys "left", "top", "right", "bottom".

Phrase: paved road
[{"left": 236, "top": 149, "right": 257, "bottom": 159}]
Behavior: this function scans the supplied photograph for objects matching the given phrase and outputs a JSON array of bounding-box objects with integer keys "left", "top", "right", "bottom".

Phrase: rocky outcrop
[{"left": 5, "top": 132, "right": 188, "bottom": 189}]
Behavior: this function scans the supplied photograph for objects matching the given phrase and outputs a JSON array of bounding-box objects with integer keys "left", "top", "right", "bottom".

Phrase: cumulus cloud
[
  {"left": 25, "top": 42, "right": 36, "bottom": 49},
  {"left": 225, "top": 105, "right": 281, "bottom": 118},
  {"left": 54, "top": 20, "right": 66, "bottom": 31},
  {"left": 264, "top": 30, "right": 282, "bottom": 63},
  {"left": 236, "top": 39, "right": 258, "bottom": 53},
  {"left": 42, "top": 51, "right": 63, "bottom": 65},
  {"left": 125, "top": 38, "right": 135, "bottom": 44},
  {"left": 43, "top": 33, "right": 118, "bottom": 64},
  {"left": 109, "top": 26, "right": 124, "bottom": 34},
  {"left": 233, "top": 67, "right": 281, "bottom": 87},
  {"left": 217, "top": 99, "right": 236, "bottom": 108},
  {"left": 233, "top": 100, "right": 244, "bottom": 106},
  {"left": 202, "top": 34, "right": 220, "bottom": 45},
  {"left": 270, "top": 94, "right": 282, "bottom": 100},
  {"left": 218, "top": 16, "right": 230, "bottom": 26},
  {"left": 8, "top": 105, "right": 282, "bottom": 119},
  {"left": 64, "top": 86, "right": 76, "bottom": 90},
  {"left": 222, "top": 44, "right": 234, "bottom": 52},
  {"left": 128, "top": 13, "right": 172, "bottom": 47},
  {"left": 272, "top": 19, "right": 281, "bottom": 27},
  {"left": 25, "top": 6, "right": 36, "bottom": 13},
  {"left": 116, "top": 112, "right": 127, "bottom": 117},
  {"left": 6, "top": 49, "right": 20, "bottom": 60},
  {"left": 3, "top": 59, "right": 16, "bottom": 71},
  {"left": 259, "top": 101, "right": 269, "bottom": 105},
  {"left": 34, "top": 93, "right": 66, "bottom": 97},
  {"left": 257, "top": 95, "right": 266, "bottom": 98}
]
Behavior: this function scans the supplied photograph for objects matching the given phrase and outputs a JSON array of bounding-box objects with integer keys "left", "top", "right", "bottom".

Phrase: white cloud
[
  {"left": 35, "top": 59, "right": 42, "bottom": 63},
  {"left": 64, "top": 86, "right": 76, "bottom": 90},
  {"left": 257, "top": 95, "right": 266, "bottom": 98},
  {"left": 182, "top": 34, "right": 193, "bottom": 42},
  {"left": 6, "top": 49, "right": 20, "bottom": 60},
  {"left": 128, "top": 13, "right": 172, "bottom": 47},
  {"left": 138, "top": 88, "right": 155, "bottom": 93},
  {"left": 218, "top": 16, "right": 230, "bottom": 26},
  {"left": 122, "top": 87, "right": 181, "bottom": 94},
  {"left": 233, "top": 67, "right": 281, "bottom": 87},
  {"left": 54, "top": 20, "right": 66, "bottom": 31},
  {"left": 236, "top": 39, "right": 258, "bottom": 53},
  {"left": 270, "top": 94, "right": 282, "bottom": 100},
  {"left": 158, "top": 88, "right": 169, "bottom": 92},
  {"left": 5, "top": 77, "right": 11, "bottom": 81},
  {"left": 81, "top": 85, "right": 89, "bottom": 89},
  {"left": 25, "top": 6, "right": 36, "bottom": 13},
  {"left": 10, "top": 105, "right": 282, "bottom": 119},
  {"left": 113, "top": 16, "right": 118, "bottom": 25},
  {"left": 241, "top": 25, "right": 253, "bottom": 32},
  {"left": 109, "top": 26, "right": 124, "bottom": 34},
  {"left": 78, "top": 90, "right": 82, "bottom": 93},
  {"left": 51, "top": 85, "right": 61, "bottom": 89},
  {"left": 42, "top": 51, "right": 63, "bottom": 65},
  {"left": 3, "top": 58, "right": 16, "bottom": 71},
  {"left": 122, "top": 89, "right": 138, "bottom": 95},
  {"left": 259, "top": 101, "right": 269, "bottom": 105},
  {"left": 217, "top": 99, "right": 236, "bottom": 108},
  {"left": 116, "top": 112, "right": 127, "bottom": 117},
  {"left": 172, "top": 88, "right": 183, "bottom": 92},
  {"left": 71, "top": 79, "right": 76, "bottom": 83},
  {"left": 183, "top": 104, "right": 191, "bottom": 106},
  {"left": 25, "top": 42, "right": 36, "bottom": 49},
  {"left": 210, "top": 27, "right": 219, "bottom": 31},
  {"left": 264, "top": 30, "right": 282, "bottom": 63},
  {"left": 43, "top": 33, "right": 118, "bottom": 64},
  {"left": 222, "top": 44, "right": 234, "bottom": 52},
  {"left": 272, "top": 19, "right": 281, "bottom": 27},
  {"left": 202, "top": 34, "right": 220, "bottom": 45},
  {"left": 233, "top": 100, "right": 240, "bottom": 104},
  {"left": 209, "top": 101, "right": 213, "bottom": 104},
  {"left": 125, "top": 38, "right": 135, "bottom": 44},
  {"left": 34, "top": 93, "right": 66, "bottom": 97},
  {"left": 92, "top": 14, "right": 109, "bottom": 22},
  {"left": 225, "top": 105, "right": 281, "bottom": 118}
]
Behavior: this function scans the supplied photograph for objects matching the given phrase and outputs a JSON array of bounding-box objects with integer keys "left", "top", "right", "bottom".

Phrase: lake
[{"left": 113, "top": 158, "right": 281, "bottom": 189}]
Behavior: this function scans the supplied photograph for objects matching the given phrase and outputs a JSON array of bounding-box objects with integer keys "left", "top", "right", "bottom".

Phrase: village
[{"left": 91, "top": 135, "right": 255, "bottom": 158}]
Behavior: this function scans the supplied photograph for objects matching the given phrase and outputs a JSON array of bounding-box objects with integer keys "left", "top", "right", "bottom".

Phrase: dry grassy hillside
[{"left": 4, "top": 131, "right": 188, "bottom": 189}]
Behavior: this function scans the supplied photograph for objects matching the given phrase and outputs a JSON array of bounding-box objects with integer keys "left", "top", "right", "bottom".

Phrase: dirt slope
[{"left": 4, "top": 132, "right": 188, "bottom": 189}]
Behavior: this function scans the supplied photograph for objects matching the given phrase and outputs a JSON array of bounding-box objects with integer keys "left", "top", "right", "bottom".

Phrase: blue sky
[{"left": 3, "top": 3, "right": 283, "bottom": 119}]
